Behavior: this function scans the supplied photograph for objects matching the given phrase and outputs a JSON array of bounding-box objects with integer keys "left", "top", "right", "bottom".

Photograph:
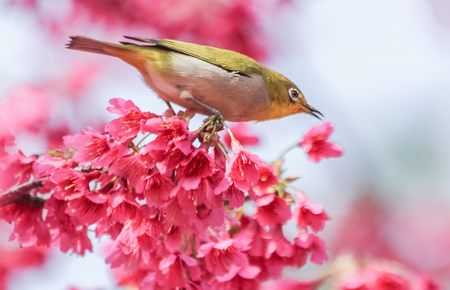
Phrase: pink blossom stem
[
  {"left": 136, "top": 133, "right": 151, "bottom": 147},
  {"left": 277, "top": 143, "right": 299, "bottom": 161},
  {"left": 215, "top": 141, "right": 229, "bottom": 159},
  {"left": 0, "top": 180, "right": 44, "bottom": 207}
]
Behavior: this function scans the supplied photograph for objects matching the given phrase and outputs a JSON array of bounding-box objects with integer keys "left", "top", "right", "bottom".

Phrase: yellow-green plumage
[{"left": 67, "top": 35, "right": 321, "bottom": 121}]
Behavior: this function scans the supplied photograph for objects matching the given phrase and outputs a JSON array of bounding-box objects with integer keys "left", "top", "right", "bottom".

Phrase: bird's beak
[{"left": 305, "top": 104, "right": 324, "bottom": 119}]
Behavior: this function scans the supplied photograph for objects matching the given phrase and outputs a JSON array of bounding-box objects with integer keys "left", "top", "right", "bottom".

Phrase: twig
[
  {"left": 215, "top": 141, "right": 229, "bottom": 160},
  {"left": 136, "top": 133, "right": 151, "bottom": 147},
  {"left": 0, "top": 180, "right": 44, "bottom": 208},
  {"left": 276, "top": 143, "right": 299, "bottom": 162}
]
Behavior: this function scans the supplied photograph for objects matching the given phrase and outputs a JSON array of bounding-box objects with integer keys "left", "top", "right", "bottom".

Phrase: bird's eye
[{"left": 289, "top": 88, "right": 300, "bottom": 102}]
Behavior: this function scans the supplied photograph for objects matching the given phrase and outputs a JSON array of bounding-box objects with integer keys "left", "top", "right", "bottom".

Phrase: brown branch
[{"left": 0, "top": 180, "right": 44, "bottom": 208}]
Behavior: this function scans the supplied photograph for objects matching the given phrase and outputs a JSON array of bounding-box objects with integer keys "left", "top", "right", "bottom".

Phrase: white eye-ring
[{"left": 289, "top": 88, "right": 300, "bottom": 102}]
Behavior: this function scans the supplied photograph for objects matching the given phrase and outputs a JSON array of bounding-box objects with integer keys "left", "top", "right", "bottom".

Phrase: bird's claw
[
  {"left": 209, "top": 109, "right": 224, "bottom": 121},
  {"left": 199, "top": 113, "right": 225, "bottom": 143}
]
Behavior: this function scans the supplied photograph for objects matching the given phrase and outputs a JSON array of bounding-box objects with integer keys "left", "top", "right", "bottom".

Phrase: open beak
[{"left": 306, "top": 104, "right": 324, "bottom": 119}]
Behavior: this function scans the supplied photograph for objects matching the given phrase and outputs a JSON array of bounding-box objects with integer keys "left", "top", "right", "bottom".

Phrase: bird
[{"left": 66, "top": 35, "right": 322, "bottom": 122}]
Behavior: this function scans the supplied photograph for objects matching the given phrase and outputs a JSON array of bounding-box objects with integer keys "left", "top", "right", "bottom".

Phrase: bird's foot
[{"left": 198, "top": 113, "right": 225, "bottom": 143}]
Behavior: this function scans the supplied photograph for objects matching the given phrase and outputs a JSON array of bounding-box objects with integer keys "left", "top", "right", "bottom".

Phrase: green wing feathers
[
  {"left": 67, "top": 35, "right": 262, "bottom": 76},
  {"left": 122, "top": 36, "right": 261, "bottom": 76}
]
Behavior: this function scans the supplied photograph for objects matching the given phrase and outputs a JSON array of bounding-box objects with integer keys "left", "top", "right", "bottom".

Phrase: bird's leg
[
  {"left": 196, "top": 112, "right": 225, "bottom": 143},
  {"left": 192, "top": 100, "right": 224, "bottom": 138},
  {"left": 164, "top": 101, "right": 176, "bottom": 115},
  {"left": 179, "top": 89, "right": 225, "bottom": 142}
]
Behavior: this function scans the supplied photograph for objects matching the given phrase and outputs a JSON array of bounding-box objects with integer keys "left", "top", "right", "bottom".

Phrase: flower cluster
[{"left": 0, "top": 98, "right": 335, "bottom": 289}]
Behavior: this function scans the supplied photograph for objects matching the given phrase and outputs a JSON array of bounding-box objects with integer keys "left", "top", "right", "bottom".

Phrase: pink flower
[
  {"left": 164, "top": 227, "right": 183, "bottom": 253},
  {"left": 0, "top": 203, "right": 50, "bottom": 247},
  {"left": 44, "top": 198, "right": 93, "bottom": 255},
  {"left": 219, "top": 181, "right": 246, "bottom": 209},
  {"left": 94, "top": 143, "right": 129, "bottom": 169},
  {"left": 223, "top": 122, "right": 260, "bottom": 149},
  {"left": 65, "top": 193, "right": 108, "bottom": 226},
  {"left": 176, "top": 181, "right": 224, "bottom": 232},
  {"left": 264, "top": 226, "right": 294, "bottom": 259},
  {"left": 0, "top": 151, "right": 36, "bottom": 191},
  {"left": 179, "top": 148, "right": 214, "bottom": 190},
  {"left": 135, "top": 171, "right": 174, "bottom": 206},
  {"left": 233, "top": 216, "right": 266, "bottom": 258},
  {"left": 157, "top": 253, "right": 201, "bottom": 288},
  {"left": 254, "top": 163, "right": 279, "bottom": 193},
  {"left": 294, "top": 233, "right": 328, "bottom": 264},
  {"left": 32, "top": 155, "right": 71, "bottom": 179},
  {"left": 198, "top": 238, "right": 251, "bottom": 282},
  {"left": 105, "top": 189, "right": 139, "bottom": 225},
  {"left": 227, "top": 146, "right": 262, "bottom": 191},
  {"left": 49, "top": 168, "right": 89, "bottom": 200},
  {"left": 295, "top": 193, "right": 329, "bottom": 232},
  {"left": 299, "top": 122, "right": 343, "bottom": 163},
  {"left": 255, "top": 194, "right": 292, "bottom": 227},
  {"left": 105, "top": 98, "right": 156, "bottom": 142},
  {"left": 109, "top": 153, "right": 147, "bottom": 189},
  {"left": 64, "top": 128, "right": 109, "bottom": 165},
  {"left": 212, "top": 265, "right": 260, "bottom": 289},
  {"left": 143, "top": 116, "right": 192, "bottom": 155},
  {"left": 127, "top": 206, "right": 165, "bottom": 238},
  {"left": 148, "top": 147, "right": 188, "bottom": 175}
]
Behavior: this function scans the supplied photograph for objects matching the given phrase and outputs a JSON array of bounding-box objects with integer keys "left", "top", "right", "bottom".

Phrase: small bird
[{"left": 67, "top": 36, "right": 322, "bottom": 121}]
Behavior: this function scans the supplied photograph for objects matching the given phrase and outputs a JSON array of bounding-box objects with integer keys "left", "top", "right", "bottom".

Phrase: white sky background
[{"left": 1, "top": 0, "right": 450, "bottom": 289}]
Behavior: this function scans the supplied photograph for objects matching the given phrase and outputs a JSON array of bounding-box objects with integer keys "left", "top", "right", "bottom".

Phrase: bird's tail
[{"left": 66, "top": 36, "right": 126, "bottom": 56}]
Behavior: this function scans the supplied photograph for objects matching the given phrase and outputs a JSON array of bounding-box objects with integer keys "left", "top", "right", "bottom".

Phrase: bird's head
[{"left": 263, "top": 69, "right": 323, "bottom": 120}]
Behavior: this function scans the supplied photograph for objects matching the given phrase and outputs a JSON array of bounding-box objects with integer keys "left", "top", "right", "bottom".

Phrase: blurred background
[{"left": 1, "top": 0, "right": 449, "bottom": 289}]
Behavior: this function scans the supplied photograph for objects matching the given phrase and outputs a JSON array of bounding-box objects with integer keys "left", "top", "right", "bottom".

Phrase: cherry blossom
[
  {"left": 299, "top": 121, "right": 343, "bottom": 163},
  {"left": 295, "top": 192, "right": 329, "bottom": 232},
  {"left": 0, "top": 98, "right": 337, "bottom": 289}
]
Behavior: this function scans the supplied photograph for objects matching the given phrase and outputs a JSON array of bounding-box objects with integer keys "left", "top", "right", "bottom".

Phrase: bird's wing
[{"left": 122, "top": 36, "right": 261, "bottom": 77}]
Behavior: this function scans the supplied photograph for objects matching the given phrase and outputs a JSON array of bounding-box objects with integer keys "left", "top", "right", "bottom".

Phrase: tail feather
[
  {"left": 66, "top": 36, "right": 123, "bottom": 56},
  {"left": 67, "top": 35, "right": 157, "bottom": 71}
]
